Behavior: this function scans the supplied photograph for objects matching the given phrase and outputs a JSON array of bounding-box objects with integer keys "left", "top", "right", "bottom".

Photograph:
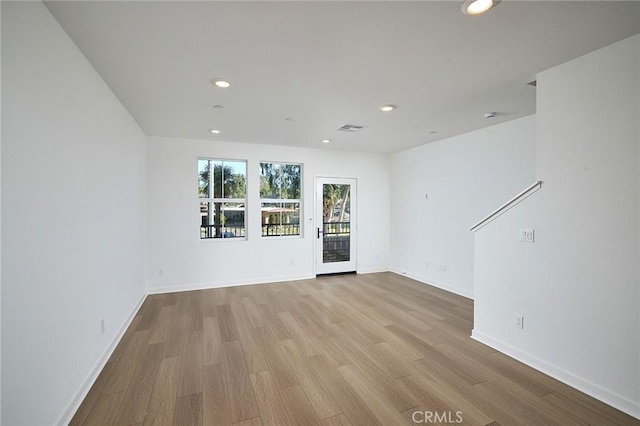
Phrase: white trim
[
  {"left": 471, "top": 330, "right": 640, "bottom": 420},
  {"left": 148, "top": 274, "right": 316, "bottom": 295},
  {"left": 199, "top": 236, "right": 248, "bottom": 243},
  {"left": 197, "top": 157, "right": 249, "bottom": 242},
  {"left": 356, "top": 266, "right": 390, "bottom": 275},
  {"left": 389, "top": 269, "right": 474, "bottom": 299},
  {"left": 56, "top": 292, "right": 147, "bottom": 426},
  {"left": 260, "top": 198, "right": 301, "bottom": 203},
  {"left": 200, "top": 198, "right": 247, "bottom": 203},
  {"left": 258, "top": 234, "right": 302, "bottom": 241},
  {"left": 259, "top": 162, "right": 304, "bottom": 239},
  {"left": 315, "top": 177, "right": 358, "bottom": 275}
]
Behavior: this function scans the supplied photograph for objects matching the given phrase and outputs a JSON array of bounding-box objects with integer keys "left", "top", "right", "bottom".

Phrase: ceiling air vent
[{"left": 336, "top": 123, "right": 366, "bottom": 133}]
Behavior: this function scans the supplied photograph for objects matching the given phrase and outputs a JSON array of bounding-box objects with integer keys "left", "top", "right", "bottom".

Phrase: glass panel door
[{"left": 316, "top": 178, "right": 357, "bottom": 274}]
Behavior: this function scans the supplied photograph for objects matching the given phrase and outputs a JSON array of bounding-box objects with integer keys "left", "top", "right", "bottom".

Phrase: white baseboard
[
  {"left": 148, "top": 274, "right": 316, "bottom": 295},
  {"left": 357, "top": 266, "right": 390, "bottom": 275},
  {"left": 56, "top": 291, "right": 147, "bottom": 425},
  {"left": 389, "top": 268, "right": 474, "bottom": 299},
  {"left": 471, "top": 329, "right": 640, "bottom": 420}
]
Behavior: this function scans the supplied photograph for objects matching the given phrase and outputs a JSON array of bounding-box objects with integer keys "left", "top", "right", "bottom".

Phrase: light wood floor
[{"left": 71, "top": 272, "right": 638, "bottom": 425}]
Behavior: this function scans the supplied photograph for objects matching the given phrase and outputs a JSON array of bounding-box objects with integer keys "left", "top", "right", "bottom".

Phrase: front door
[{"left": 316, "top": 177, "right": 357, "bottom": 275}]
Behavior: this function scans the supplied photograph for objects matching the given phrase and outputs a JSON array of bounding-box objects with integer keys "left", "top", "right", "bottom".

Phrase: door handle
[{"left": 317, "top": 227, "right": 323, "bottom": 239}]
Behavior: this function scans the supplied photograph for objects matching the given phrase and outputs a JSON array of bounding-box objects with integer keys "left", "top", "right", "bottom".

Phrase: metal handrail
[{"left": 469, "top": 180, "right": 543, "bottom": 232}]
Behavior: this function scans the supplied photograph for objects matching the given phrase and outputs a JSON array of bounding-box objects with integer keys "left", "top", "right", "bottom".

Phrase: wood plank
[
  {"left": 136, "top": 296, "right": 164, "bottom": 331},
  {"left": 229, "top": 292, "right": 252, "bottom": 325},
  {"left": 218, "top": 304, "right": 239, "bottom": 342},
  {"left": 215, "top": 287, "right": 230, "bottom": 305},
  {"left": 69, "top": 360, "right": 117, "bottom": 426},
  {"left": 384, "top": 323, "right": 447, "bottom": 351},
  {"left": 254, "top": 326, "right": 299, "bottom": 389},
  {"left": 277, "top": 310, "right": 323, "bottom": 356},
  {"left": 108, "top": 315, "right": 142, "bottom": 363},
  {"left": 82, "top": 391, "right": 125, "bottom": 426},
  {"left": 249, "top": 371, "right": 292, "bottom": 426},
  {"left": 201, "top": 289, "right": 218, "bottom": 317},
  {"left": 173, "top": 393, "right": 202, "bottom": 426},
  {"left": 102, "top": 329, "right": 150, "bottom": 394},
  {"left": 332, "top": 331, "right": 411, "bottom": 381},
  {"left": 233, "top": 418, "right": 263, "bottom": 426},
  {"left": 278, "top": 338, "right": 342, "bottom": 419},
  {"left": 331, "top": 334, "right": 418, "bottom": 411},
  {"left": 149, "top": 305, "right": 175, "bottom": 344},
  {"left": 394, "top": 374, "right": 494, "bottom": 425},
  {"left": 373, "top": 341, "right": 419, "bottom": 373},
  {"left": 178, "top": 329, "right": 203, "bottom": 397},
  {"left": 243, "top": 296, "right": 266, "bottom": 328},
  {"left": 115, "top": 342, "right": 164, "bottom": 425},
  {"left": 308, "top": 354, "right": 381, "bottom": 426},
  {"left": 259, "top": 303, "right": 293, "bottom": 341},
  {"left": 542, "top": 391, "right": 639, "bottom": 425},
  {"left": 224, "top": 340, "right": 260, "bottom": 423},
  {"left": 202, "top": 316, "right": 223, "bottom": 366},
  {"left": 163, "top": 311, "right": 188, "bottom": 359},
  {"left": 313, "top": 337, "right": 351, "bottom": 368},
  {"left": 337, "top": 364, "right": 412, "bottom": 425},
  {"left": 280, "top": 385, "right": 322, "bottom": 426},
  {"left": 481, "top": 351, "right": 556, "bottom": 396},
  {"left": 203, "top": 364, "right": 232, "bottom": 425},
  {"left": 320, "top": 414, "right": 353, "bottom": 426},
  {"left": 185, "top": 290, "right": 203, "bottom": 332},
  {"left": 143, "top": 356, "right": 181, "bottom": 426},
  {"left": 465, "top": 381, "right": 559, "bottom": 425},
  {"left": 235, "top": 317, "right": 270, "bottom": 373}
]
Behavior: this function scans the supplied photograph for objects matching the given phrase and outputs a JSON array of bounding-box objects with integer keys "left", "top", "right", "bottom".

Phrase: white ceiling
[{"left": 45, "top": 1, "right": 640, "bottom": 153}]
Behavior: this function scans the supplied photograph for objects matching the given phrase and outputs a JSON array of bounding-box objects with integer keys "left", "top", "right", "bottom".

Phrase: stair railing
[{"left": 470, "top": 181, "right": 543, "bottom": 232}]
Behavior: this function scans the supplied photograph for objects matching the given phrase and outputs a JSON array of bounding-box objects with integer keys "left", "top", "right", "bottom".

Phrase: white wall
[
  {"left": 389, "top": 116, "right": 536, "bottom": 298},
  {"left": 146, "top": 137, "right": 390, "bottom": 292},
  {"left": 473, "top": 34, "right": 640, "bottom": 418},
  {"left": 0, "top": 2, "right": 3, "bottom": 420},
  {"left": 1, "top": 2, "right": 147, "bottom": 425}
]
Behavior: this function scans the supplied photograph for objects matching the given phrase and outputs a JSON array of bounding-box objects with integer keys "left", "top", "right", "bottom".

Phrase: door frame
[{"left": 315, "top": 176, "right": 357, "bottom": 275}]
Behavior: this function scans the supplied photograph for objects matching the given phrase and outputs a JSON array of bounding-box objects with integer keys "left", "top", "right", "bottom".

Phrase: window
[
  {"left": 260, "top": 162, "right": 302, "bottom": 237},
  {"left": 198, "top": 159, "right": 247, "bottom": 239}
]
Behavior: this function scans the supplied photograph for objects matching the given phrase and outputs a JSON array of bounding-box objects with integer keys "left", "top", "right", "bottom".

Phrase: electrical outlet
[
  {"left": 515, "top": 315, "right": 524, "bottom": 329},
  {"left": 520, "top": 229, "right": 534, "bottom": 243}
]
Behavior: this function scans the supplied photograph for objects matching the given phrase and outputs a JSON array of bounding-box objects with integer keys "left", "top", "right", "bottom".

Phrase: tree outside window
[
  {"left": 259, "top": 163, "right": 302, "bottom": 237},
  {"left": 198, "top": 159, "right": 247, "bottom": 239}
]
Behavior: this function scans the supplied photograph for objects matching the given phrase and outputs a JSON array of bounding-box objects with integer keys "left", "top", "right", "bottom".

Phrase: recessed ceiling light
[
  {"left": 210, "top": 129, "right": 220, "bottom": 134},
  {"left": 462, "top": 0, "right": 498, "bottom": 15},
  {"left": 429, "top": 131, "right": 438, "bottom": 134},
  {"left": 484, "top": 112, "right": 497, "bottom": 119},
  {"left": 213, "top": 104, "right": 225, "bottom": 109},
  {"left": 212, "top": 79, "right": 231, "bottom": 88},
  {"left": 379, "top": 104, "right": 397, "bottom": 112},
  {"left": 322, "top": 139, "right": 331, "bottom": 144}
]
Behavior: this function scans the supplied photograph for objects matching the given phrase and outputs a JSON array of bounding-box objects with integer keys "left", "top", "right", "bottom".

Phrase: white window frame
[
  {"left": 259, "top": 161, "right": 303, "bottom": 238},
  {"left": 198, "top": 157, "right": 248, "bottom": 241}
]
